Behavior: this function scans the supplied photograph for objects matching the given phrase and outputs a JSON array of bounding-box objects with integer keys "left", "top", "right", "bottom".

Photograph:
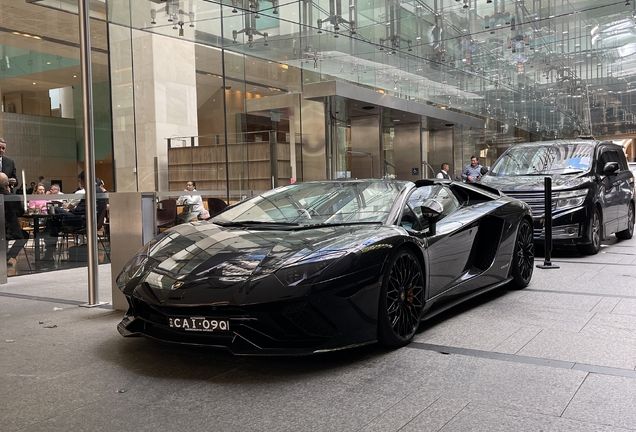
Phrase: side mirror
[
  {"left": 480, "top": 166, "right": 490, "bottom": 176},
  {"left": 603, "top": 161, "right": 619, "bottom": 176},
  {"left": 421, "top": 200, "right": 443, "bottom": 235}
]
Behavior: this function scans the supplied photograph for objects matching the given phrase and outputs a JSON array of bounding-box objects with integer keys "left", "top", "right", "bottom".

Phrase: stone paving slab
[
  {"left": 441, "top": 402, "right": 632, "bottom": 432},
  {"left": 516, "top": 327, "right": 636, "bottom": 370},
  {"left": 1, "top": 235, "right": 636, "bottom": 431},
  {"left": 563, "top": 373, "right": 636, "bottom": 430}
]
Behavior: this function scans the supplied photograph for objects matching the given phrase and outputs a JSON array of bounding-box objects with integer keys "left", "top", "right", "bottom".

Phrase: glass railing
[{"left": 1, "top": 192, "right": 110, "bottom": 279}]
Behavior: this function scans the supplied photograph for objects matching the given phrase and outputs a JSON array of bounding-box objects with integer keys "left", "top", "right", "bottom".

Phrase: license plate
[{"left": 168, "top": 316, "right": 230, "bottom": 332}]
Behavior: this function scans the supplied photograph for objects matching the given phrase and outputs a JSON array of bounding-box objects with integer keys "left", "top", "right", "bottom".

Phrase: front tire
[
  {"left": 510, "top": 218, "right": 534, "bottom": 289},
  {"left": 615, "top": 203, "right": 634, "bottom": 240},
  {"left": 577, "top": 208, "right": 602, "bottom": 255},
  {"left": 377, "top": 249, "right": 424, "bottom": 347}
]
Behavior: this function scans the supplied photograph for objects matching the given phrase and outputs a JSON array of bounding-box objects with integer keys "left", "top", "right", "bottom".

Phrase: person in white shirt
[
  {"left": 46, "top": 183, "right": 64, "bottom": 195},
  {"left": 65, "top": 182, "right": 85, "bottom": 210},
  {"left": 177, "top": 181, "right": 205, "bottom": 222},
  {"left": 436, "top": 163, "right": 451, "bottom": 179},
  {"left": 46, "top": 183, "right": 66, "bottom": 209}
]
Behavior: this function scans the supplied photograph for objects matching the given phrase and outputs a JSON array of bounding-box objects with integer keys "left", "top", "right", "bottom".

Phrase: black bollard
[{"left": 537, "top": 176, "right": 559, "bottom": 269}]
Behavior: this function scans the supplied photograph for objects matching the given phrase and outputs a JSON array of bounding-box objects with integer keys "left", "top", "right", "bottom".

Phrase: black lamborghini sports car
[{"left": 117, "top": 179, "right": 534, "bottom": 355}]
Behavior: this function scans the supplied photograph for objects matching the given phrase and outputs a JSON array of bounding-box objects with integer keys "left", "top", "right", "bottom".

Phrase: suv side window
[{"left": 597, "top": 149, "right": 622, "bottom": 174}]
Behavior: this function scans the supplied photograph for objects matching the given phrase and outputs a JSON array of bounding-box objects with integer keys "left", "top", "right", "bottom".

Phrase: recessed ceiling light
[{"left": 32, "top": 82, "right": 36, "bottom": 85}]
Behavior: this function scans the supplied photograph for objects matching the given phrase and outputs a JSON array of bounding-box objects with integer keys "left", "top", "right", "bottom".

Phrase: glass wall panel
[{"left": 0, "top": 0, "right": 113, "bottom": 277}]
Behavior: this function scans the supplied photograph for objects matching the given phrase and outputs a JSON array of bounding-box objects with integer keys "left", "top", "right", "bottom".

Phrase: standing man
[
  {"left": 0, "top": 138, "right": 17, "bottom": 192},
  {"left": 436, "top": 163, "right": 451, "bottom": 179},
  {"left": 462, "top": 155, "right": 483, "bottom": 183},
  {"left": 0, "top": 172, "right": 28, "bottom": 266}
]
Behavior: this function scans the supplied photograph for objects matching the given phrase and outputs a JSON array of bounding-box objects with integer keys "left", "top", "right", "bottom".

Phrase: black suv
[{"left": 481, "top": 139, "right": 635, "bottom": 255}]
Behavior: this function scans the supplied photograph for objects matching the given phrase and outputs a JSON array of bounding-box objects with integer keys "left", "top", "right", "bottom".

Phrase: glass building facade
[{"left": 1, "top": 0, "right": 636, "bottom": 277}]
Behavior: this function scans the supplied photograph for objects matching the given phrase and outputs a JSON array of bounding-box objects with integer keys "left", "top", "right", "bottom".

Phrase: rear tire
[
  {"left": 377, "top": 249, "right": 424, "bottom": 347},
  {"left": 510, "top": 218, "right": 534, "bottom": 289},
  {"left": 577, "top": 208, "right": 601, "bottom": 255},
  {"left": 615, "top": 203, "right": 634, "bottom": 240}
]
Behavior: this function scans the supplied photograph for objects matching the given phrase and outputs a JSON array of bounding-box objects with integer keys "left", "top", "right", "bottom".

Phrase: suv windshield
[{"left": 489, "top": 142, "right": 595, "bottom": 176}]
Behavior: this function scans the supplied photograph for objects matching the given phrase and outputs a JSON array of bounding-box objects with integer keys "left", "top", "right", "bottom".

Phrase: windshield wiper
[
  {"left": 214, "top": 221, "right": 300, "bottom": 227},
  {"left": 546, "top": 168, "right": 585, "bottom": 174},
  {"left": 302, "top": 221, "right": 383, "bottom": 229}
]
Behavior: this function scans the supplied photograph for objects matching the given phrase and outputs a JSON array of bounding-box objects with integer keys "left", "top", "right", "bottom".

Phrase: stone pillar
[
  {"left": 59, "top": 87, "right": 74, "bottom": 119},
  {"left": 132, "top": 32, "right": 198, "bottom": 192}
]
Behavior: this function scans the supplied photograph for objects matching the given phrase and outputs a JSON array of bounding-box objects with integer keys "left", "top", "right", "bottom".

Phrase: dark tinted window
[{"left": 597, "top": 149, "right": 623, "bottom": 174}]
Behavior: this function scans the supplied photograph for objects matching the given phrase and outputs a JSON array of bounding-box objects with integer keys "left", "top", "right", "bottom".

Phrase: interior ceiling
[
  {"left": 0, "top": 0, "right": 109, "bottom": 93},
  {"left": 10, "top": 0, "right": 636, "bottom": 140}
]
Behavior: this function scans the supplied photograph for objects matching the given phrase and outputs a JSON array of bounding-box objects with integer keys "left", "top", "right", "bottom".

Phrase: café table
[{"left": 20, "top": 212, "right": 54, "bottom": 262}]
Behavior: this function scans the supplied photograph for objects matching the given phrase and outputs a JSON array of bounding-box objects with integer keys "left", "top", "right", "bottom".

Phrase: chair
[
  {"left": 64, "top": 204, "right": 111, "bottom": 262},
  {"left": 157, "top": 199, "right": 177, "bottom": 231},
  {"left": 6, "top": 230, "right": 32, "bottom": 272},
  {"left": 206, "top": 198, "right": 228, "bottom": 218}
]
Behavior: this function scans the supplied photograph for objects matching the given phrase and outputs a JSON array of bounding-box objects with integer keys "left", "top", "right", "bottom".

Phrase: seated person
[
  {"left": 28, "top": 183, "right": 51, "bottom": 214},
  {"left": 46, "top": 183, "right": 65, "bottom": 207},
  {"left": 176, "top": 181, "right": 207, "bottom": 222},
  {"left": 1, "top": 173, "right": 29, "bottom": 266},
  {"left": 65, "top": 180, "right": 85, "bottom": 210},
  {"left": 42, "top": 171, "right": 107, "bottom": 260},
  {"left": 95, "top": 178, "right": 107, "bottom": 193}
]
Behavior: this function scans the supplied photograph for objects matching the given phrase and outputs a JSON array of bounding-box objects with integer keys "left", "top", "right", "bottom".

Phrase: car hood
[
  {"left": 122, "top": 221, "right": 398, "bottom": 304},
  {"left": 480, "top": 173, "right": 590, "bottom": 192}
]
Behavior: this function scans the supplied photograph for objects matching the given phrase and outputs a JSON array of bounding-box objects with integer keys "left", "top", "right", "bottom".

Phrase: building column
[{"left": 133, "top": 32, "right": 198, "bottom": 192}]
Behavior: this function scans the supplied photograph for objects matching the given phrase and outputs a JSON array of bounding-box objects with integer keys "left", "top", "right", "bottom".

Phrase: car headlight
[
  {"left": 116, "top": 238, "right": 159, "bottom": 290},
  {"left": 275, "top": 258, "right": 339, "bottom": 286},
  {"left": 555, "top": 190, "right": 588, "bottom": 211}
]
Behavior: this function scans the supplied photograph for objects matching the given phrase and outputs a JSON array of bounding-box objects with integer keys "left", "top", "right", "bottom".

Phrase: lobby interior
[{"left": 2, "top": 0, "right": 636, "bottom": 279}]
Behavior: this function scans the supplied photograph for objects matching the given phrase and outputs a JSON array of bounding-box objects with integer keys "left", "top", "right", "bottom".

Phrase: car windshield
[
  {"left": 489, "top": 142, "right": 595, "bottom": 176},
  {"left": 215, "top": 181, "right": 408, "bottom": 225}
]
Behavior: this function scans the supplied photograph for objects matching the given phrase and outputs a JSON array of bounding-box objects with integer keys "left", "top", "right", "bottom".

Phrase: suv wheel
[
  {"left": 616, "top": 203, "right": 634, "bottom": 240},
  {"left": 577, "top": 208, "right": 601, "bottom": 255}
]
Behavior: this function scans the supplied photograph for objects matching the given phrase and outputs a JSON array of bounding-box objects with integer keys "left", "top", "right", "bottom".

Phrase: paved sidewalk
[{"left": 1, "top": 236, "right": 636, "bottom": 431}]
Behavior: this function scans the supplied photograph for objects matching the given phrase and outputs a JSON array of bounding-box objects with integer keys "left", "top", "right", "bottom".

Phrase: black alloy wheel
[
  {"left": 377, "top": 249, "right": 424, "bottom": 347},
  {"left": 510, "top": 218, "right": 534, "bottom": 289},
  {"left": 616, "top": 203, "right": 634, "bottom": 240},
  {"left": 578, "top": 208, "right": 602, "bottom": 255}
]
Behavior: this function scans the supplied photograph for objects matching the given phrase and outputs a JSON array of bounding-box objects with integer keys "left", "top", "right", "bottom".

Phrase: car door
[
  {"left": 614, "top": 150, "right": 635, "bottom": 230},
  {"left": 596, "top": 146, "right": 621, "bottom": 235},
  {"left": 401, "top": 184, "right": 475, "bottom": 299}
]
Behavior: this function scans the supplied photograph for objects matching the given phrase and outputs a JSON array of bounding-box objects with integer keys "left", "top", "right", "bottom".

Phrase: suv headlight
[{"left": 555, "top": 190, "right": 588, "bottom": 211}]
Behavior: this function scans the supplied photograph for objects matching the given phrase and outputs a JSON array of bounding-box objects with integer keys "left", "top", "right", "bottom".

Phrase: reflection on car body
[{"left": 117, "top": 179, "right": 534, "bottom": 355}]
